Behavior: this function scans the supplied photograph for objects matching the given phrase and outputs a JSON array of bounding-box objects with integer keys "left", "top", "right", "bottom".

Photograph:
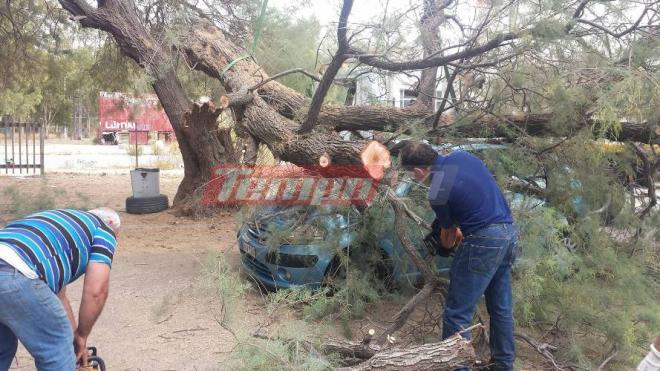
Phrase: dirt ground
[{"left": 1, "top": 173, "right": 260, "bottom": 370}]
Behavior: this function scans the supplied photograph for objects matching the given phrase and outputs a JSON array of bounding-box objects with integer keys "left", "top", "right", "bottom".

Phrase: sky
[
  {"left": 267, "top": 0, "right": 487, "bottom": 46},
  {"left": 269, "top": 0, "right": 419, "bottom": 32}
]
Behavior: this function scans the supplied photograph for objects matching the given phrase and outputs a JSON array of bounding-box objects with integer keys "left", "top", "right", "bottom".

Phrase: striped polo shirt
[{"left": 0, "top": 209, "right": 117, "bottom": 293}]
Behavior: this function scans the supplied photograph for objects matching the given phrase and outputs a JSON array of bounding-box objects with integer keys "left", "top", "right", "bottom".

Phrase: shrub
[
  {"left": 125, "top": 144, "right": 144, "bottom": 156},
  {"left": 2, "top": 184, "right": 56, "bottom": 218}
]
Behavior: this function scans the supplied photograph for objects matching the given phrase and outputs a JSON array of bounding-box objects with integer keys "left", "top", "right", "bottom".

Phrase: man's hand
[
  {"left": 441, "top": 226, "right": 463, "bottom": 250},
  {"left": 73, "top": 330, "right": 88, "bottom": 367},
  {"left": 425, "top": 226, "right": 463, "bottom": 257}
]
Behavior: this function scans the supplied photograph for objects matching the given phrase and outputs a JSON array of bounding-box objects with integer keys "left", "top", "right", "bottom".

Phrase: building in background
[
  {"left": 332, "top": 64, "right": 447, "bottom": 110},
  {"left": 98, "top": 92, "right": 174, "bottom": 145}
]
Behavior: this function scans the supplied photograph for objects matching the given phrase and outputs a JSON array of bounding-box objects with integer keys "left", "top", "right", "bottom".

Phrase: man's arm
[
  {"left": 74, "top": 262, "right": 110, "bottom": 366},
  {"left": 56, "top": 287, "right": 77, "bottom": 330}
]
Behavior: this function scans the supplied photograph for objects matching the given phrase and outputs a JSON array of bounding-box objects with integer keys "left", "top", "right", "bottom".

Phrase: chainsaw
[{"left": 84, "top": 347, "right": 106, "bottom": 371}]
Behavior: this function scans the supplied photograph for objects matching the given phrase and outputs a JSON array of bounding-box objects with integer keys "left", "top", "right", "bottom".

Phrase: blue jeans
[
  {"left": 441, "top": 223, "right": 518, "bottom": 371},
  {"left": 0, "top": 260, "right": 75, "bottom": 371}
]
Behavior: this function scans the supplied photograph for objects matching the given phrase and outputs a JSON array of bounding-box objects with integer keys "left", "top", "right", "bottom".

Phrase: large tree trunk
[
  {"left": 58, "top": 0, "right": 246, "bottom": 206},
  {"left": 181, "top": 23, "right": 368, "bottom": 166}
]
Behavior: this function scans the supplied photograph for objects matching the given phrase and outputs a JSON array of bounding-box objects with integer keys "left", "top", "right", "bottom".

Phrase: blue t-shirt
[
  {"left": 0, "top": 209, "right": 116, "bottom": 293},
  {"left": 429, "top": 151, "right": 512, "bottom": 235}
]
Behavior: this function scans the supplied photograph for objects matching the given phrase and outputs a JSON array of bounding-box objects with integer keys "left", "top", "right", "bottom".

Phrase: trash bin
[
  {"left": 126, "top": 168, "right": 169, "bottom": 214},
  {"left": 130, "top": 168, "right": 160, "bottom": 198}
]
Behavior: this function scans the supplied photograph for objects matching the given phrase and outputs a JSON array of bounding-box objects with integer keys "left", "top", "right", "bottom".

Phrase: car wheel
[{"left": 126, "top": 194, "right": 169, "bottom": 214}]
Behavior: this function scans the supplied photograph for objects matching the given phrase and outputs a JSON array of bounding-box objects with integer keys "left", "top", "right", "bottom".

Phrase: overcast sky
[{"left": 269, "top": 0, "right": 418, "bottom": 31}]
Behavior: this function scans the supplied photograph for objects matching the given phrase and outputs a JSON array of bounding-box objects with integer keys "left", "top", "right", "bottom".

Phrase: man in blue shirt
[
  {"left": 400, "top": 142, "right": 518, "bottom": 371},
  {"left": 0, "top": 208, "right": 120, "bottom": 371}
]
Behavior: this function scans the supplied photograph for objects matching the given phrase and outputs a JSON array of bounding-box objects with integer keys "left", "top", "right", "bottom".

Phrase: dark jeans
[{"left": 441, "top": 223, "right": 518, "bottom": 371}]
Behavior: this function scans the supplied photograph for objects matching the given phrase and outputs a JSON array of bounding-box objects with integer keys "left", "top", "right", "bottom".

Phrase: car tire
[{"left": 126, "top": 194, "right": 169, "bottom": 214}]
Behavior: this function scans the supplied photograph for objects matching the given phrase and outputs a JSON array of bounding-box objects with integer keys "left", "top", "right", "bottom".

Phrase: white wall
[{"left": 353, "top": 71, "right": 446, "bottom": 109}]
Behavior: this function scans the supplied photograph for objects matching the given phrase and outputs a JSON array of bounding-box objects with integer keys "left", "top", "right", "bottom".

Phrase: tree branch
[
  {"left": 248, "top": 68, "right": 321, "bottom": 92},
  {"left": 219, "top": 92, "right": 254, "bottom": 109},
  {"left": 575, "top": 3, "right": 654, "bottom": 38},
  {"left": 573, "top": 0, "right": 592, "bottom": 19},
  {"left": 631, "top": 142, "right": 658, "bottom": 219},
  {"left": 298, "top": 0, "right": 353, "bottom": 134},
  {"left": 341, "top": 332, "right": 477, "bottom": 371},
  {"left": 432, "top": 67, "right": 459, "bottom": 129},
  {"left": 368, "top": 189, "right": 443, "bottom": 346},
  {"left": 348, "top": 32, "right": 518, "bottom": 71}
]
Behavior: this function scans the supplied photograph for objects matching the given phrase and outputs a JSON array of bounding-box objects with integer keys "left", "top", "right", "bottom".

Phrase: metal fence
[{"left": 0, "top": 117, "right": 44, "bottom": 175}]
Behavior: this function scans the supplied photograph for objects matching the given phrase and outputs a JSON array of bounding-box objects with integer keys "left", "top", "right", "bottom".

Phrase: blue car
[
  {"left": 237, "top": 142, "right": 576, "bottom": 290},
  {"left": 237, "top": 181, "right": 452, "bottom": 290}
]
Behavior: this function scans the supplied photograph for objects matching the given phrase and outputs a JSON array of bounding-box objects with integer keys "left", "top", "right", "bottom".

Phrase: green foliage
[
  {"left": 255, "top": 5, "right": 321, "bottom": 96},
  {"left": 482, "top": 139, "right": 659, "bottom": 368},
  {"left": 594, "top": 69, "right": 660, "bottom": 139},
  {"left": 229, "top": 335, "right": 332, "bottom": 371},
  {"left": 547, "top": 82, "right": 591, "bottom": 136},
  {"left": 528, "top": 19, "right": 569, "bottom": 40},
  {"left": 513, "top": 211, "right": 658, "bottom": 367},
  {"left": 204, "top": 253, "right": 332, "bottom": 370}
]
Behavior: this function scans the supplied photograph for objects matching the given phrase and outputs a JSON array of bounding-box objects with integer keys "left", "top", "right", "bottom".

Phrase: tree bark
[
  {"left": 181, "top": 23, "right": 369, "bottom": 167},
  {"left": 413, "top": 0, "right": 446, "bottom": 110},
  {"left": 336, "top": 334, "right": 476, "bottom": 371}
]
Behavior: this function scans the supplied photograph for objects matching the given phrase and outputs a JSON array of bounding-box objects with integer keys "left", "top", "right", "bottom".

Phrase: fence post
[
  {"left": 32, "top": 122, "right": 36, "bottom": 174},
  {"left": 2, "top": 116, "right": 7, "bottom": 174},
  {"left": 25, "top": 121, "right": 29, "bottom": 174},
  {"left": 11, "top": 119, "right": 15, "bottom": 174},
  {"left": 40, "top": 120, "right": 45, "bottom": 175},
  {"left": 18, "top": 121, "right": 22, "bottom": 174}
]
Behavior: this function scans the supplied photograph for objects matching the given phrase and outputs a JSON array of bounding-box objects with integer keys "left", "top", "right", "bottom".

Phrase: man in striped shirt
[{"left": 0, "top": 208, "right": 119, "bottom": 371}]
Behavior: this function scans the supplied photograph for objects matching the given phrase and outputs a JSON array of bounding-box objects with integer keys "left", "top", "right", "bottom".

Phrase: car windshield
[{"left": 247, "top": 205, "right": 348, "bottom": 244}]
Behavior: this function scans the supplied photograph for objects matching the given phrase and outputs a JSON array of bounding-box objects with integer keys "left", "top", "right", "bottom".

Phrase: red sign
[{"left": 98, "top": 92, "right": 173, "bottom": 135}]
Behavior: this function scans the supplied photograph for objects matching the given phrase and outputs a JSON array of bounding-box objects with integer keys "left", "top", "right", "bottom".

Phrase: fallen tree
[{"left": 55, "top": 0, "right": 659, "bottom": 367}]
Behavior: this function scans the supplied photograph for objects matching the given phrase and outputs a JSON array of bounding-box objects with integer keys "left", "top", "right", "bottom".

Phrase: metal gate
[{"left": 0, "top": 117, "right": 44, "bottom": 175}]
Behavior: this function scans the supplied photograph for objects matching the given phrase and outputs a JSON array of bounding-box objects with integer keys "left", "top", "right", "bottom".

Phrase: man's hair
[
  {"left": 399, "top": 141, "right": 438, "bottom": 168},
  {"left": 88, "top": 207, "right": 121, "bottom": 233}
]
